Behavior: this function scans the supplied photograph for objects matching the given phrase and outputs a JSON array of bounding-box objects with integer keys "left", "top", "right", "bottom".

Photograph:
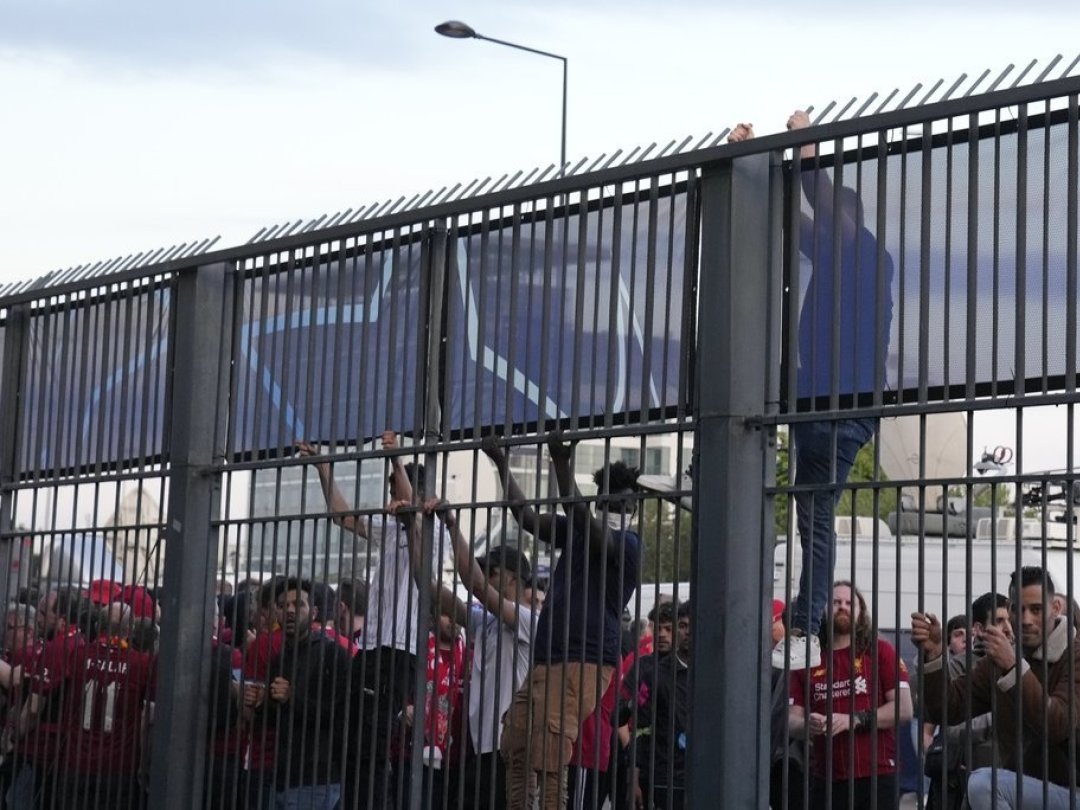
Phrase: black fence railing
[{"left": 0, "top": 72, "right": 1075, "bottom": 810}]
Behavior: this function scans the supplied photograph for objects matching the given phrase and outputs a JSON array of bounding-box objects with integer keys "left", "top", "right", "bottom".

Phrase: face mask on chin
[{"left": 606, "top": 511, "right": 633, "bottom": 532}]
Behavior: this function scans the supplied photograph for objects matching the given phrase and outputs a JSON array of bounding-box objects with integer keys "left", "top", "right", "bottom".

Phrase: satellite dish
[{"left": 877, "top": 413, "right": 968, "bottom": 483}]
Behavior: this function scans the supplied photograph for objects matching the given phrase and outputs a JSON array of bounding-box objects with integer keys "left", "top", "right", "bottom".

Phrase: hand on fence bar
[
  {"left": 479, "top": 434, "right": 504, "bottom": 464},
  {"left": 243, "top": 680, "right": 266, "bottom": 709},
  {"left": 295, "top": 438, "right": 369, "bottom": 537},
  {"left": 786, "top": 109, "right": 811, "bottom": 131},
  {"left": 268, "top": 676, "right": 290, "bottom": 703},
  {"left": 422, "top": 497, "right": 455, "bottom": 528},
  {"left": 545, "top": 429, "right": 577, "bottom": 464},
  {"left": 910, "top": 612, "right": 944, "bottom": 660},
  {"left": 786, "top": 108, "right": 818, "bottom": 162},
  {"left": 727, "top": 122, "right": 755, "bottom": 142}
]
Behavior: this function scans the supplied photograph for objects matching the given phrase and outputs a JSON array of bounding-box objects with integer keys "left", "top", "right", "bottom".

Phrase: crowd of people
[
  {"left": 0, "top": 428, "right": 678, "bottom": 810},
  {"left": 0, "top": 583, "right": 160, "bottom": 809},
  {"left": 767, "top": 566, "right": 1080, "bottom": 810}
]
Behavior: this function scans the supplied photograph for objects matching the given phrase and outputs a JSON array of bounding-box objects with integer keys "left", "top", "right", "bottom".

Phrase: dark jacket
[
  {"left": 266, "top": 631, "right": 352, "bottom": 788},
  {"left": 922, "top": 616, "right": 1080, "bottom": 788},
  {"left": 634, "top": 652, "right": 689, "bottom": 789},
  {"left": 769, "top": 669, "right": 807, "bottom": 771}
]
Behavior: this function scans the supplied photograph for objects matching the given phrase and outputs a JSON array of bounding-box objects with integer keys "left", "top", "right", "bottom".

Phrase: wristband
[{"left": 855, "top": 710, "right": 874, "bottom": 730}]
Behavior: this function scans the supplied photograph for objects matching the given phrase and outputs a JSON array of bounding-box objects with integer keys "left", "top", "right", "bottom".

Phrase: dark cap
[{"left": 476, "top": 546, "right": 532, "bottom": 585}]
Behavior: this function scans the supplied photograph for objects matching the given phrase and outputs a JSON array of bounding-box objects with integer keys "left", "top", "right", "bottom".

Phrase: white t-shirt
[
  {"left": 466, "top": 600, "right": 535, "bottom": 754},
  {"left": 361, "top": 514, "right": 451, "bottom": 655}
]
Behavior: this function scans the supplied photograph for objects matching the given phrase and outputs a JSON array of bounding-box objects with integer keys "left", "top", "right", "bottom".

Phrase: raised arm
[
  {"left": 382, "top": 430, "right": 414, "bottom": 503},
  {"left": 391, "top": 499, "right": 467, "bottom": 627},
  {"left": 295, "top": 440, "right": 368, "bottom": 539},
  {"left": 787, "top": 109, "right": 859, "bottom": 241},
  {"left": 482, "top": 437, "right": 557, "bottom": 544},
  {"left": 547, "top": 432, "right": 616, "bottom": 559},
  {"left": 912, "top": 611, "right": 994, "bottom": 725},
  {"left": 427, "top": 498, "right": 523, "bottom": 629}
]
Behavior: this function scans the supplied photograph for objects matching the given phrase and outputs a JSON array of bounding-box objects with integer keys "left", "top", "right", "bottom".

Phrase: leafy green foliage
[{"left": 637, "top": 498, "right": 692, "bottom": 584}]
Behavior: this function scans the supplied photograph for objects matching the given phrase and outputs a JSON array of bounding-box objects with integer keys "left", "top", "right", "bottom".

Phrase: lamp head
[{"left": 435, "top": 20, "right": 477, "bottom": 39}]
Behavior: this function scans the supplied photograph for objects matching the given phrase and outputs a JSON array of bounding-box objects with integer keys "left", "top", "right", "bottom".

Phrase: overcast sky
[{"left": 3, "top": 0, "right": 1080, "bottom": 472}]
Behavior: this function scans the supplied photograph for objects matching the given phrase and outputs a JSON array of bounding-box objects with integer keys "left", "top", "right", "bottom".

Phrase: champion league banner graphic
[
  {"left": 229, "top": 189, "right": 692, "bottom": 454},
  {"left": 13, "top": 116, "right": 1080, "bottom": 473},
  {"left": 19, "top": 288, "right": 171, "bottom": 475}
]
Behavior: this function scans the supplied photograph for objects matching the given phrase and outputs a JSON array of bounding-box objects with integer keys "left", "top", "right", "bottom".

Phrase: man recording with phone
[{"left": 912, "top": 567, "right": 1080, "bottom": 809}]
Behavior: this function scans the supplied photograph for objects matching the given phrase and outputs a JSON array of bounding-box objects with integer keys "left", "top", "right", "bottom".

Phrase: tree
[
  {"left": 775, "top": 431, "right": 791, "bottom": 539},
  {"left": 836, "top": 441, "right": 897, "bottom": 524},
  {"left": 637, "top": 498, "right": 692, "bottom": 584}
]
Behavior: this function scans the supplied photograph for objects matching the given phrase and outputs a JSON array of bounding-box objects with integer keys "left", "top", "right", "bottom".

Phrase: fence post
[
  {"left": 0, "top": 305, "right": 28, "bottom": 605},
  {"left": 149, "top": 261, "right": 232, "bottom": 809},
  {"left": 410, "top": 222, "right": 450, "bottom": 810},
  {"left": 688, "top": 152, "right": 780, "bottom": 808}
]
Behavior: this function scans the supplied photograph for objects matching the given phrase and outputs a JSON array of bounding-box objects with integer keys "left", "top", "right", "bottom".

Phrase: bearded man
[{"left": 788, "top": 582, "right": 913, "bottom": 810}]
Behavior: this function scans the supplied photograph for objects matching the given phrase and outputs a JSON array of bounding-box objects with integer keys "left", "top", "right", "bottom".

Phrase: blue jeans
[
  {"left": 274, "top": 783, "right": 341, "bottom": 810},
  {"left": 5, "top": 764, "right": 35, "bottom": 809},
  {"left": 967, "top": 767, "right": 1080, "bottom": 810},
  {"left": 791, "top": 418, "right": 875, "bottom": 635}
]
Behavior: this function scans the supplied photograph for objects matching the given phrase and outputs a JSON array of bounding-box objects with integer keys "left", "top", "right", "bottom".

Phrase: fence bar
[
  {"left": 148, "top": 261, "right": 233, "bottom": 810},
  {"left": 0, "top": 305, "right": 27, "bottom": 605},
  {"left": 688, "top": 151, "right": 778, "bottom": 808}
]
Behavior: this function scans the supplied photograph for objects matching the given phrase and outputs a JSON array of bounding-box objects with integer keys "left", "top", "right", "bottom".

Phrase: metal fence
[{"left": 0, "top": 70, "right": 1076, "bottom": 810}]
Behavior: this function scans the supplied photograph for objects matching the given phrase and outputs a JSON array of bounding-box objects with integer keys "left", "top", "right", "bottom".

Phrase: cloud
[{"left": 0, "top": 0, "right": 444, "bottom": 72}]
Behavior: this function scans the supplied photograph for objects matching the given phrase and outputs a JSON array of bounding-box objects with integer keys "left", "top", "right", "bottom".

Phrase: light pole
[{"left": 435, "top": 20, "right": 567, "bottom": 178}]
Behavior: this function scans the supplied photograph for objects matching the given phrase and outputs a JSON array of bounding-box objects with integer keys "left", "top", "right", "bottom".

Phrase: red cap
[
  {"left": 121, "top": 585, "right": 156, "bottom": 619},
  {"left": 88, "top": 580, "right": 122, "bottom": 606},
  {"left": 772, "top": 599, "right": 786, "bottom": 624}
]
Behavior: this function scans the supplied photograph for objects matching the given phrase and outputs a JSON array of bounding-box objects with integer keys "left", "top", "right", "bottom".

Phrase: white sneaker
[
  {"left": 772, "top": 633, "right": 821, "bottom": 670},
  {"left": 637, "top": 472, "right": 693, "bottom": 512}
]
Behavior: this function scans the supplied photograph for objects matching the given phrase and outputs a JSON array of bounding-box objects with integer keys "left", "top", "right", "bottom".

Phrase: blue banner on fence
[{"left": 15, "top": 115, "right": 1079, "bottom": 474}]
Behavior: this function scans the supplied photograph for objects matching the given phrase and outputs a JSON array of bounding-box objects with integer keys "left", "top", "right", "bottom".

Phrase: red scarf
[{"left": 424, "top": 633, "right": 466, "bottom": 754}]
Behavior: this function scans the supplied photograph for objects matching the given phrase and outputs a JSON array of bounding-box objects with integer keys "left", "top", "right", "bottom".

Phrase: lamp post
[{"left": 435, "top": 20, "right": 567, "bottom": 177}]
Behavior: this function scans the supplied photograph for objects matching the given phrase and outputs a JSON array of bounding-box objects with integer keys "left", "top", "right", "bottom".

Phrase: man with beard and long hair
[{"left": 788, "top": 582, "right": 913, "bottom": 810}]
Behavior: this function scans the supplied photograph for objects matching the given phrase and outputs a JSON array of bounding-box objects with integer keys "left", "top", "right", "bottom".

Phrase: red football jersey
[
  {"left": 24, "top": 628, "right": 86, "bottom": 766},
  {"left": 7, "top": 640, "right": 44, "bottom": 763},
  {"left": 61, "top": 637, "right": 155, "bottom": 774},
  {"left": 790, "top": 638, "right": 909, "bottom": 783},
  {"left": 242, "top": 628, "right": 283, "bottom": 772}
]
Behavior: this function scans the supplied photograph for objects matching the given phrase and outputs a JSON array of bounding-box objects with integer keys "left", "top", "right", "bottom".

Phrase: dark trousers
[
  {"left": 455, "top": 751, "right": 506, "bottom": 810},
  {"left": 648, "top": 784, "right": 684, "bottom": 810},
  {"left": 810, "top": 775, "right": 897, "bottom": 810},
  {"left": 565, "top": 734, "right": 630, "bottom": 810},
  {"left": 568, "top": 745, "right": 633, "bottom": 810},
  {"left": 568, "top": 765, "right": 606, "bottom": 810},
  {"left": 204, "top": 755, "right": 250, "bottom": 809},
  {"left": 769, "top": 760, "right": 807, "bottom": 810},
  {"left": 400, "top": 764, "right": 448, "bottom": 810},
  {"left": 342, "top": 646, "right": 417, "bottom": 810},
  {"left": 55, "top": 770, "right": 143, "bottom": 810}
]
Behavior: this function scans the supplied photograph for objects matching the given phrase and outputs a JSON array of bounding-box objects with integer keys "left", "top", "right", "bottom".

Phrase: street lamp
[{"left": 435, "top": 20, "right": 568, "bottom": 178}]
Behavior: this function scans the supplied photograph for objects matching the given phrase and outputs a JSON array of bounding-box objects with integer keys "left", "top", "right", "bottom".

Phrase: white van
[{"left": 774, "top": 521, "right": 1074, "bottom": 633}]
